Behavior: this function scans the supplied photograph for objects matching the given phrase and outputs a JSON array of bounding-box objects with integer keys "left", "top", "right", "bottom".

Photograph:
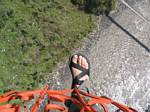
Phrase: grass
[{"left": 0, "top": 0, "right": 96, "bottom": 94}]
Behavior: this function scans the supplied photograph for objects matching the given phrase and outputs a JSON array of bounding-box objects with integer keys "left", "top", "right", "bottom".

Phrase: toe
[
  {"left": 82, "top": 58, "right": 86, "bottom": 68},
  {"left": 79, "top": 56, "right": 82, "bottom": 65},
  {"left": 81, "top": 57, "right": 84, "bottom": 66},
  {"left": 72, "top": 55, "right": 78, "bottom": 64},
  {"left": 84, "top": 58, "right": 89, "bottom": 69}
]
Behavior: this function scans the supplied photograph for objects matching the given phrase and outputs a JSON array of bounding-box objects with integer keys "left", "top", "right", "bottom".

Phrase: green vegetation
[
  {"left": 0, "top": 0, "right": 96, "bottom": 94},
  {"left": 71, "top": 0, "right": 117, "bottom": 14},
  {"left": 0, "top": 0, "right": 117, "bottom": 94}
]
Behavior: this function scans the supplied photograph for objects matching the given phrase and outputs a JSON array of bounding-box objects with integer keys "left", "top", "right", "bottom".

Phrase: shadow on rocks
[{"left": 107, "top": 15, "right": 150, "bottom": 53}]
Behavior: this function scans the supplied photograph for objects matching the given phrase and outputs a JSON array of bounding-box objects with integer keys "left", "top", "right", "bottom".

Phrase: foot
[{"left": 70, "top": 54, "right": 90, "bottom": 88}]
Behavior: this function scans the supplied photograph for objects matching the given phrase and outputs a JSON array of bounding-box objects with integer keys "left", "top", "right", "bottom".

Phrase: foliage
[
  {"left": 0, "top": 0, "right": 96, "bottom": 94},
  {"left": 71, "top": 0, "right": 117, "bottom": 14}
]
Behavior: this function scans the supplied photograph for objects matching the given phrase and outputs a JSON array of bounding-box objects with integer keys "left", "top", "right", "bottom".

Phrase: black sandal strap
[
  {"left": 71, "top": 77, "right": 84, "bottom": 88},
  {"left": 75, "top": 70, "right": 89, "bottom": 81},
  {"left": 70, "top": 62, "right": 88, "bottom": 73},
  {"left": 71, "top": 71, "right": 89, "bottom": 88}
]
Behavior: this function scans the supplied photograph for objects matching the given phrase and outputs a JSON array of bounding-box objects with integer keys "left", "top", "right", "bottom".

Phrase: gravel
[{"left": 46, "top": 0, "right": 150, "bottom": 111}]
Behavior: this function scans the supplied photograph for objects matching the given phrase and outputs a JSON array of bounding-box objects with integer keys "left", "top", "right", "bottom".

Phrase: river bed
[{"left": 49, "top": 0, "right": 150, "bottom": 111}]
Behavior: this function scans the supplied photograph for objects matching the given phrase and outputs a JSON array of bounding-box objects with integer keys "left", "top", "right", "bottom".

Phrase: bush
[
  {"left": 71, "top": 0, "right": 86, "bottom": 6},
  {"left": 71, "top": 0, "right": 117, "bottom": 15}
]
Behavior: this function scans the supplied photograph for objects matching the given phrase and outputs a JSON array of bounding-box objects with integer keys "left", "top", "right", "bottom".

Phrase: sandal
[{"left": 69, "top": 53, "right": 90, "bottom": 89}]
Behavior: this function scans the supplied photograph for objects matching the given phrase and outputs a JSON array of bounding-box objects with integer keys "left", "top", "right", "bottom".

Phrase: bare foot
[{"left": 71, "top": 54, "right": 89, "bottom": 88}]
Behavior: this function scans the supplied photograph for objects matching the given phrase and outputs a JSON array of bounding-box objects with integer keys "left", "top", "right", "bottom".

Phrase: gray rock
[{"left": 48, "top": 0, "right": 150, "bottom": 111}]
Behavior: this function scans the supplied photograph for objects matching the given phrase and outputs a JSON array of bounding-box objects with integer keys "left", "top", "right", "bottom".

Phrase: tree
[{"left": 71, "top": 0, "right": 117, "bottom": 15}]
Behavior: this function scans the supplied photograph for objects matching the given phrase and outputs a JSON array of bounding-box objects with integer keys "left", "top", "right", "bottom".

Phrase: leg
[
  {"left": 68, "top": 54, "right": 90, "bottom": 112},
  {"left": 67, "top": 54, "right": 103, "bottom": 112}
]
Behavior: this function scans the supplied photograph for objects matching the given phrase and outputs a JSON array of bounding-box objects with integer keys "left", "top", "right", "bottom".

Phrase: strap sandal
[{"left": 69, "top": 53, "right": 90, "bottom": 89}]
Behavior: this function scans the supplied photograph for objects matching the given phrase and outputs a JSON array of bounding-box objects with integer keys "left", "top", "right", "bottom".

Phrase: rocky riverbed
[{"left": 47, "top": 0, "right": 150, "bottom": 111}]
